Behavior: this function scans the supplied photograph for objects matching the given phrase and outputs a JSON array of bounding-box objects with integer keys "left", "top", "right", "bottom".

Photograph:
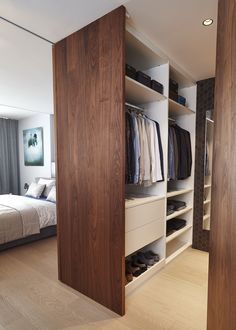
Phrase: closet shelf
[
  {"left": 166, "top": 225, "right": 192, "bottom": 243},
  {"left": 166, "top": 206, "right": 192, "bottom": 221},
  {"left": 206, "top": 118, "right": 214, "bottom": 124},
  {"left": 203, "top": 199, "right": 211, "bottom": 205},
  {"left": 204, "top": 184, "right": 211, "bottom": 189},
  {"left": 166, "top": 241, "right": 192, "bottom": 264},
  {"left": 125, "top": 76, "right": 166, "bottom": 105},
  {"left": 168, "top": 99, "right": 195, "bottom": 116},
  {"left": 125, "top": 258, "right": 165, "bottom": 295},
  {"left": 167, "top": 188, "right": 193, "bottom": 198},
  {"left": 125, "top": 195, "right": 165, "bottom": 209},
  {"left": 203, "top": 214, "right": 210, "bottom": 222}
]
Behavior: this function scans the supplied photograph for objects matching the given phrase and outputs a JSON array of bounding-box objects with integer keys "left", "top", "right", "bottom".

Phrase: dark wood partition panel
[
  {"left": 53, "top": 6, "right": 126, "bottom": 315},
  {"left": 208, "top": 0, "right": 236, "bottom": 328}
]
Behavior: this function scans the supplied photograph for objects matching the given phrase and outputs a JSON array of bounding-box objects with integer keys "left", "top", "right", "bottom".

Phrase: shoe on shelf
[
  {"left": 137, "top": 252, "right": 155, "bottom": 266},
  {"left": 126, "top": 261, "right": 142, "bottom": 277},
  {"left": 125, "top": 272, "right": 133, "bottom": 283},
  {"left": 144, "top": 251, "right": 160, "bottom": 262},
  {"left": 131, "top": 255, "right": 147, "bottom": 272}
]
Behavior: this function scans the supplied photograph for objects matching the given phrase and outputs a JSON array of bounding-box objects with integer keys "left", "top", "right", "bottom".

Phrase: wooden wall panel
[
  {"left": 208, "top": 0, "right": 236, "bottom": 328},
  {"left": 53, "top": 6, "right": 125, "bottom": 315}
]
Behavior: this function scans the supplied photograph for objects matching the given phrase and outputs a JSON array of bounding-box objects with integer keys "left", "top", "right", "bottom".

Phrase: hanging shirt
[
  {"left": 130, "top": 112, "right": 140, "bottom": 184},
  {"left": 140, "top": 117, "right": 151, "bottom": 182}
]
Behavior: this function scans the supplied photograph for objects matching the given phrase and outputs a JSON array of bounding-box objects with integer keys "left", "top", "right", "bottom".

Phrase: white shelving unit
[
  {"left": 203, "top": 118, "right": 214, "bottom": 231},
  {"left": 125, "top": 76, "right": 166, "bottom": 104},
  {"left": 166, "top": 206, "right": 193, "bottom": 221},
  {"left": 165, "top": 63, "right": 196, "bottom": 263},
  {"left": 124, "top": 25, "right": 196, "bottom": 295},
  {"left": 167, "top": 188, "right": 193, "bottom": 198},
  {"left": 166, "top": 224, "right": 192, "bottom": 243},
  {"left": 169, "top": 99, "right": 195, "bottom": 116}
]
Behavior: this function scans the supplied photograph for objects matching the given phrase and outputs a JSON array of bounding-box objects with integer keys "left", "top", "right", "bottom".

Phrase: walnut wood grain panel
[
  {"left": 207, "top": 0, "right": 236, "bottom": 328},
  {"left": 53, "top": 6, "right": 125, "bottom": 315}
]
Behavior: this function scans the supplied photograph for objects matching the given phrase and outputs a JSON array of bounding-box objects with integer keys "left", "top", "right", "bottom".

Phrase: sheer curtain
[{"left": 0, "top": 118, "right": 20, "bottom": 194}]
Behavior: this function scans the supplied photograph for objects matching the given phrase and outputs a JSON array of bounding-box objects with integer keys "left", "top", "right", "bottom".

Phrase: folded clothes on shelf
[
  {"left": 166, "top": 218, "right": 187, "bottom": 236},
  {"left": 167, "top": 203, "right": 175, "bottom": 215},
  {"left": 167, "top": 199, "right": 186, "bottom": 211}
]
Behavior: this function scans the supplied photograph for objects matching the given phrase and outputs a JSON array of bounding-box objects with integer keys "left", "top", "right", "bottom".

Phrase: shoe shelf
[
  {"left": 203, "top": 199, "right": 211, "bottom": 205},
  {"left": 204, "top": 184, "right": 211, "bottom": 189},
  {"left": 203, "top": 214, "right": 210, "bottom": 222},
  {"left": 168, "top": 99, "right": 195, "bottom": 117},
  {"left": 166, "top": 240, "right": 192, "bottom": 264},
  {"left": 166, "top": 188, "right": 193, "bottom": 198},
  {"left": 203, "top": 215, "right": 211, "bottom": 230},
  {"left": 166, "top": 224, "right": 192, "bottom": 243},
  {"left": 125, "top": 76, "right": 166, "bottom": 105},
  {"left": 125, "top": 258, "right": 165, "bottom": 295},
  {"left": 166, "top": 206, "right": 192, "bottom": 221}
]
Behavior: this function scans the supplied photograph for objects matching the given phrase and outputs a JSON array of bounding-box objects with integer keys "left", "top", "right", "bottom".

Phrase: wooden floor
[{"left": 0, "top": 237, "right": 208, "bottom": 330}]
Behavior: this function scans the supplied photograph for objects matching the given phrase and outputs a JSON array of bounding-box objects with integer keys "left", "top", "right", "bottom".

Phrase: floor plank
[{"left": 0, "top": 238, "right": 208, "bottom": 329}]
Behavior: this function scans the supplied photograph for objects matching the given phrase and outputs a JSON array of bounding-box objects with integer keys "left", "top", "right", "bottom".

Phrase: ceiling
[
  {"left": 0, "top": 0, "right": 129, "bottom": 43},
  {"left": 126, "top": 0, "right": 218, "bottom": 81},
  {"left": 0, "top": 18, "right": 53, "bottom": 117},
  {"left": 0, "top": 105, "right": 37, "bottom": 120},
  {"left": 0, "top": 0, "right": 218, "bottom": 120}
]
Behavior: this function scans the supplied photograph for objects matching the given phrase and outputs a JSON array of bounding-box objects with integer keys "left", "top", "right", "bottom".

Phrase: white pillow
[
  {"left": 38, "top": 178, "right": 56, "bottom": 197},
  {"left": 25, "top": 182, "right": 45, "bottom": 199},
  {"left": 46, "top": 186, "right": 56, "bottom": 203}
]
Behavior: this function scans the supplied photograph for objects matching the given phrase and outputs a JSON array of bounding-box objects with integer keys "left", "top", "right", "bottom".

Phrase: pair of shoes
[
  {"left": 136, "top": 251, "right": 160, "bottom": 266},
  {"left": 131, "top": 255, "right": 148, "bottom": 271},
  {"left": 125, "top": 261, "right": 143, "bottom": 282}
]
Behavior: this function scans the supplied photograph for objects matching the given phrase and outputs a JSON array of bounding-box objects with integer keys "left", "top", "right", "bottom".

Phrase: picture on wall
[{"left": 23, "top": 127, "right": 44, "bottom": 166}]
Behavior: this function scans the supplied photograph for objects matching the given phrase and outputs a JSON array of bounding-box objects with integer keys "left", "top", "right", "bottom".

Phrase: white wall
[
  {"left": 0, "top": 19, "right": 53, "bottom": 114},
  {"left": 18, "top": 114, "right": 54, "bottom": 195}
]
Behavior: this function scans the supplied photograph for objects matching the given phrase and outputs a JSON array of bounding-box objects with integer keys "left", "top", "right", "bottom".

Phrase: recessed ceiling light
[{"left": 203, "top": 18, "right": 213, "bottom": 26}]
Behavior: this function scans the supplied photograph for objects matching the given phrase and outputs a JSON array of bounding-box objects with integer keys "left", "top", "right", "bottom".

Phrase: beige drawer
[
  {"left": 125, "top": 220, "right": 164, "bottom": 257},
  {"left": 125, "top": 199, "right": 165, "bottom": 233}
]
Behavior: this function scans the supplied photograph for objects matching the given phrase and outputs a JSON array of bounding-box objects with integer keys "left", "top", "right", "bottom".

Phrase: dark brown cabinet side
[
  {"left": 53, "top": 6, "right": 126, "bottom": 315},
  {"left": 208, "top": 0, "right": 236, "bottom": 328}
]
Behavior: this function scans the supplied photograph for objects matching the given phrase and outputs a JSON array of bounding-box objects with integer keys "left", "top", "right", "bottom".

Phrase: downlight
[{"left": 202, "top": 19, "right": 213, "bottom": 26}]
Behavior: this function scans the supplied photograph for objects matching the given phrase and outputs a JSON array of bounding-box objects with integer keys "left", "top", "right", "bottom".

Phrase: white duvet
[{"left": 0, "top": 194, "right": 56, "bottom": 245}]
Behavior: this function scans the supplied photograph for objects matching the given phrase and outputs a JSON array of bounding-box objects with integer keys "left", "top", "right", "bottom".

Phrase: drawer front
[
  {"left": 126, "top": 199, "right": 165, "bottom": 233},
  {"left": 125, "top": 220, "right": 164, "bottom": 257}
]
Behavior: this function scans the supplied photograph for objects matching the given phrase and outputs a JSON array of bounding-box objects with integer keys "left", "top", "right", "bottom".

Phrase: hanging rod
[{"left": 125, "top": 102, "right": 144, "bottom": 112}]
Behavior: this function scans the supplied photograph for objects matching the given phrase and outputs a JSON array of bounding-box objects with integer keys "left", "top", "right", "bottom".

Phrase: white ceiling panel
[
  {"left": 126, "top": 0, "right": 217, "bottom": 81},
  {"left": 0, "top": 105, "right": 37, "bottom": 120},
  {"left": 0, "top": 0, "right": 129, "bottom": 42},
  {"left": 0, "top": 19, "right": 53, "bottom": 114}
]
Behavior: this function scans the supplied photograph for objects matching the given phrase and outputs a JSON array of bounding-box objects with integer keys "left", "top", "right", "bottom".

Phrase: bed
[{"left": 0, "top": 194, "right": 56, "bottom": 251}]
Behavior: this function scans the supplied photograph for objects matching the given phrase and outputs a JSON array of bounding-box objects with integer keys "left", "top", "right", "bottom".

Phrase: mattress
[{"left": 0, "top": 194, "right": 56, "bottom": 245}]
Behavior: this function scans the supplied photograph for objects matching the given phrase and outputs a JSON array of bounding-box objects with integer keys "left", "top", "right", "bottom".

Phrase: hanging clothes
[
  {"left": 125, "top": 108, "right": 164, "bottom": 185},
  {"left": 168, "top": 123, "right": 192, "bottom": 180}
]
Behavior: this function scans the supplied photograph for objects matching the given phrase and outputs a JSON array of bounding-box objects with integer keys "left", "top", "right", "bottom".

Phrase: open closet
[{"left": 54, "top": 6, "right": 196, "bottom": 315}]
